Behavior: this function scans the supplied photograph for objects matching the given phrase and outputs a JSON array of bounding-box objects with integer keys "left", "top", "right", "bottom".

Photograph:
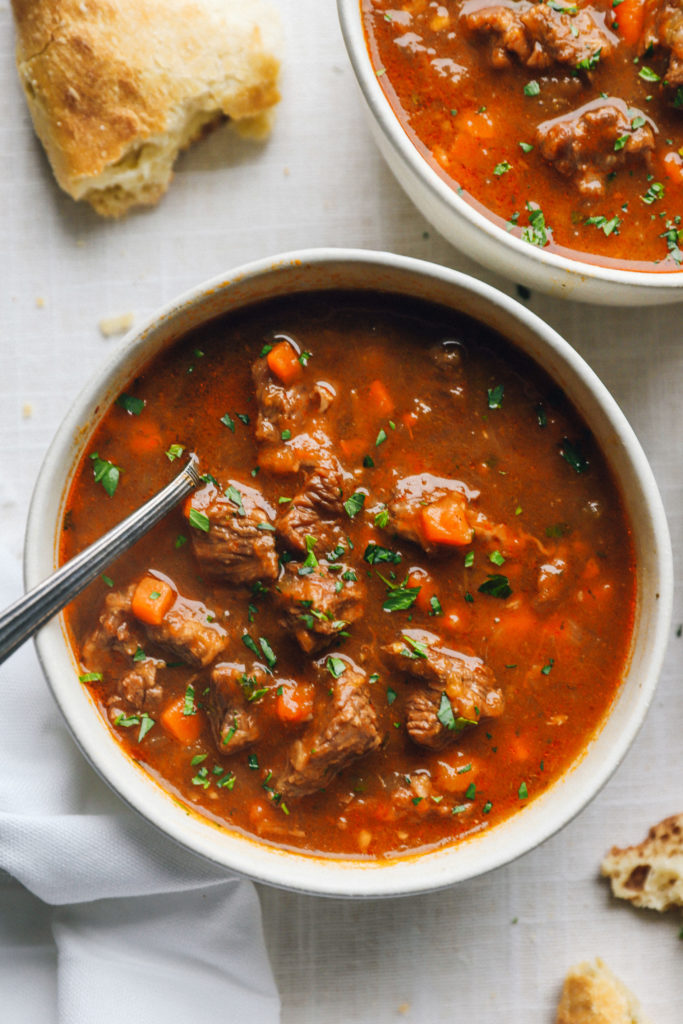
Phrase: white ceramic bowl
[
  {"left": 337, "top": 1, "right": 683, "bottom": 306},
  {"left": 25, "top": 249, "right": 672, "bottom": 896}
]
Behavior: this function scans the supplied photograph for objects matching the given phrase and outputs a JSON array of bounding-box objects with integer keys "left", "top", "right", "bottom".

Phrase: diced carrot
[
  {"left": 160, "top": 695, "right": 204, "bottom": 744},
  {"left": 128, "top": 421, "right": 163, "bottom": 455},
  {"left": 490, "top": 603, "right": 538, "bottom": 645},
  {"left": 663, "top": 152, "right": 683, "bottom": 186},
  {"left": 266, "top": 340, "right": 303, "bottom": 386},
  {"left": 131, "top": 576, "right": 175, "bottom": 626},
  {"left": 407, "top": 569, "right": 438, "bottom": 614},
  {"left": 420, "top": 493, "right": 473, "bottom": 547},
  {"left": 368, "top": 379, "right": 395, "bottom": 416},
  {"left": 276, "top": 683, "right": 315, "bottom": 725},
  {"left": 612, "top": 0, "right": 645, "bottom": 46}
]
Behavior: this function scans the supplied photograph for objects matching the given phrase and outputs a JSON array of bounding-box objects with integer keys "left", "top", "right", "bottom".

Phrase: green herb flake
[
  {"left": 523, "top": 80, "right": 540, "bottom": 96},
  {"left": 638, "top": 65, "right": 661, "bottom": 82},
  {"left": 363, "top": 454, "right": 375, "bottom": 468},
  {"left": 188, "top": 508, "right": 210, "bottom": 532},
  {"left": 519, "top": 142, "right": 534, "bottom": 153},
  {"left": 613, "top": 134, "right": 630, "bottom": 152},
  {"left": 375, "top": 428, "right": 388, "bottom": 447},
  {"left": 248, "top": 753, "right": 259, "bottom": 770},
  {"left": 343, "top": 491, "right": 366, "bottom": 518},
  {"left": 190, "top": 754, "right": 207, "bottom": 766},
  {"left": 174, "top": 534, "right": 188, "bottom": 549},
  {"left": 133, "top": 646, "right": 146, "bottom": 663},
  {"left": 374, "top": 508, "right": 389, "bottom": 529},
  {"left": 327, "top": 656, "right": 347, "bottom": 679},
  {"left": 281, "top": 429, "right": 292, "bottom": 441},
  {"left": 387, "top": 687, "right": 397, "bottom": 705},
  {"left": 541, "top": 658, "right": 555, "bottom": 675},
  {"left": 364, "top": 542, "right": 401, "bottom": 565},
  {"left": 101, "top": 574, "right": 114, "bottom": 588},
  {"left": 478, "top": 574, "right": 512, "bottom": 599},
  {"left": 494, "top": 160, "right": 512, "bottom": 176},
  {"left": 89, "top": 453, "right": 120, "bottom": 497},
  {"left": 79, "top": 671, "right": 102, "bottom": 683},
  {"left": 487, "top": 384, "right": 504, "bottom": 409},
  {"left": 483, "top": 801, "right": 493, "bottom": 814},
  {"left": 401, "top": 634, "right": 429, "bottom": 659},
  {"left": 575, "top": 48, "right": 601, "bottom": 72},
  {"left": 241, "top": 633, "right": 259, "bottom": 657},
  {"left": 464, "top": 551, "right": 475, "bottom": 568},
  {"left": 465, "top": 782, "right": 477, "bottom": 800},
  {"left": 116, "top": 393, "right": 145, "bottom": 416},
  {"left": 138, "top": 713, "right": 155, "bottom": 742},
  {"left": 489, "top": 550, "right": 505, "bottom": 566},
  {"left": 429, "top": 595, "right": 443, "bottom": 616},
  {"left": 518, "top": 781, "right": 529, "bottom": 799},
  {"left": 258, "top": 636, "right": 277, "bottom": 670},
  {"left": 220, "top": 413, "right": 236, "bottom": 432},
  {"left": 382, "top": 583, "right": 421, "bottom": 613},
  {"left": 559, "top": 437, "right": 589, "bottom": 474},
  {"left": 165, "top": 443, "right": 185, "bottom": 462},
  {"left": 217, "top": 772, "right": 236, "bottom": 790},
  {"left": 521, "top": 203, "right": 550, "bottom": 247},
  {"left": 183, "top": 683, "right": 197, "bottom": 716},
  {"left": 642, "top": 181, "right": 664, "bottom": 204},
  {"left": 225, "top": 484, "right": 246, "bottom": 516}
]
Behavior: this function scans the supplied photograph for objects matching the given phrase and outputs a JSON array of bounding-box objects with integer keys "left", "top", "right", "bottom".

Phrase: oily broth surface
[
  {"left": 61, "top": 291, "right": 635, "bottom": 858},
  {"left": 362, "top": 0, "right": 683, "bottom": 270}
]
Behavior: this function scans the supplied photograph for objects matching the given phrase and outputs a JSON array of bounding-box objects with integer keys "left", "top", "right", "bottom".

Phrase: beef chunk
[
  {"left": 252, "top": 355, "right": 336, "bottom": 445},
  {"left": 536, "top": 99, "right": 654, "bottom": 196},
  {"left": 384, "top": 630, "right": 503, "bottom": 749},
  {"left": 277, "top": 455, "right": 345, "bottom": 554},
  {"left": 464, "top": 0, "right": 616, "bottom": 70},
  {"left": 641, "top": 0, "right": 683, "bottom": 85},
  {"left": 82, "top": 584, "right": 143, "bottom": 662},
  {"left": 207, "top": 662, "right": 263, "bottom": 753},
  {"left": 146, "top": 596, "right": 227, "bottom": 667},
  {"left": 276, "top": 662, "right": 382, "bottom": 798},
  {"left": 118, "top": 659, "right": 165, "bottom": 712},
  {"left": 188, "top": 480, "right": 278, "bottom": 584},
  {"left": 388, "top": 474, "right": 474, "bottom": 554},
  {"left": 274, "top": 563, "right": 364, "bottom": 654}
]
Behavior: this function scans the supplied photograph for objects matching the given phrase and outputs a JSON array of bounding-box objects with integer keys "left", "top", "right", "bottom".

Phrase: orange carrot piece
[
  {"left": 407, "top": 570, "right": 438, "bottom": 614},
  {"left": 612, "top": 0, "right": 645, "bottom": 45},
  {"left": 266, "top": 340, "right": 303, "bottom": 386},
  {"left": 131, "top": 576, "right": 175, "bottom": 626},
  {"left": 663, "top": 152, "right": 683, "bottom": 186},
  {"left": 276, "top": 683, "right": 314, "bottom": 725},
  {"left": 420, "top": 493, "right": 473, "bottom": 546},
  {"left": 368, "top": 379, "right": 395, "bottom": 416},
  {"left": 160, "top": 695, "right": 204, "bottom": 744}
]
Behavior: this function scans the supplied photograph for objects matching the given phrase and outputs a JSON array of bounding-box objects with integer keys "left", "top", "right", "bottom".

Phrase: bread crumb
[
  {"left": 397, "top": 1004, "right": 410, "bottom": 1016},
  {"left": 556, "top": 959, "right": 650, "bottom": 1024},
  {"left": 22, "top": 403, "right": 33, "bottom": 419},
  {"left": 99, "top": 313, "right": 134, "bottom": 337},
  {"left": 601, "top": 813, "right": 683, "bottom": 911}
]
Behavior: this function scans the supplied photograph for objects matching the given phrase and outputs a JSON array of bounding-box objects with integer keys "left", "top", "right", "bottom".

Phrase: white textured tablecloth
[{"left": 1, "top": 0, "right": 681, "bottom": 1020}]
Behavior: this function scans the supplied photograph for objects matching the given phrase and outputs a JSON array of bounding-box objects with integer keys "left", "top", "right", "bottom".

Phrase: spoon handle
[{"left": 0, "top": 457, "right": 201, "bottom": 667}]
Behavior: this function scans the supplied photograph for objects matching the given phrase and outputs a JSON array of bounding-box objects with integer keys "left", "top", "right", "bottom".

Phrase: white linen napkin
[{"left": 0, "top": 546, "right": 280, "bottom": 1023}]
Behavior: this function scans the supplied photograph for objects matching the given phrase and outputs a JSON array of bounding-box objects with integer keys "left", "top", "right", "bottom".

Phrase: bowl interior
[
  {"left": 26, "top": 250, "right": 673, "bottom": 896},
  {"left": 337, "top": 0, "right": 683, "bottom": 306}
]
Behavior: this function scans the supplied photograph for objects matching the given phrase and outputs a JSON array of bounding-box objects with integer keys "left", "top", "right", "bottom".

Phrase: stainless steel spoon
[{"left": 0, "top": 457, "right": 201, "bottom": 666}]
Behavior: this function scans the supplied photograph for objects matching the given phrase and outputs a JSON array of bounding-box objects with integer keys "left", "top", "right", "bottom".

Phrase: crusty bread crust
[
  {"left": 556, "top": 959, "right": 650, "bottom": 1024},
  {"left": 601, "top": 813, "right": 683, "bottom": 912},
  {"left": 11, "top": 0, "right": 281, "bottom": 216}
]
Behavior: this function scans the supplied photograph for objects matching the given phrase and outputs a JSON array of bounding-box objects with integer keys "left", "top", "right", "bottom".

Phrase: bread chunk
[
  {"left": 556, "top": 959, "right": 651, "bottom": 1024},
  {"left": 601, "top": 812, "right": 683, "bottom": 911},
  {"left": 11, "top": 0, "right": 281, "bottom": 216}
]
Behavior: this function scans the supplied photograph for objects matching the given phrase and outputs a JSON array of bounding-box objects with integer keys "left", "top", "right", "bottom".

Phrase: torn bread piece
[
  {"left": 556, "top": 959, "right": 651, "bottom": 1024},
  {"left": 601, "top": 813, "right": 683, "bottom": 912},
  {"left": 11, "top": 0, "right": 281, "bottom": 216}
]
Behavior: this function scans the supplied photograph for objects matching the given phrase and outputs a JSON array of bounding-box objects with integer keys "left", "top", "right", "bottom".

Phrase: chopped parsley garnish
[
  {"left": 79, "top": 671, "right": 102, "bottom": 683},
  {"left": 660, "top": 220, "right": 683, "bottom": 264},
  {"left": 259, "top": 344, "right": 273, "bottom": 357},
  {"left": 302, "top": 534, "right": 318, "bottom": 570},
  {"left": 363, "top": 454, "right": 375, "bottom": 468},
  {"left": 464, "top": 551, "right": 475, "bottom": 568},
  {"left": 559, "top": 437, "right": 589, "bottom": 473},
  {"left": 258, "top": 636, "right": 277, "bottom": 670},
  {"left": 343, "top": 491, "right": 366, "bottom": 518},
  {"left": 584, "top": 214, "right": 621, "bottom": 236},
  {"left": 298, "top": 350, "right": 312, "bottom": 366},
  {"left": 364, "top": 542, "right": 401, "bottom": 565},
  {"left": 217, "top": 772, "right": 236, "bottom": 789},
  {"left": 188, "top": 508, "right": 210, "bottom": 532},
  {"left": 575, "top": 48, "right": 601, "bottom": 72},
  {"left": 478, "top": 574, "right": 512, "bottom": 599},
  {"left": 401, "top": 634, "right": 429, "bottom": 659},
  {"left": 489, "top": 550, "right": 505, "bottom": 566},
  {"left": 183, "top": 684, "right": 197, "bottom": 716},
  {"left": 638, "top": 65, "right": 660, "bottom": 82},
  {"left": 541, "top": 658, "right": 555, "bottom": 675},
  {"left": 483, "top": 801, "right": 493, "bottom": 814},
  {"left": 375, "top": 428, "right": 388, "bottom": 446},
  {"left": 381, "top": 580, "right": 421, "bottom": 612},
  {"left": 642, "top": 181, "right": 664, "bottom": 204},
  {"left": 374, "top": 507, "right": 389, "bottom": 528},
  {"left": 519, "top": 142, "right": 534, "bottom": 153},
  {"left": 133, "top": 646, "right": 146, "bottom": 663},
  {"left": 116, "top": 393, "right": 145, "bottom": 415},
  {"left": 89, "top": 453, "right": 120, "bottom": 497},
  {"left": 102, "top": 574, "right": 114, "bottom": 588},
  {"left": 174, "top": 534, "right": 188, "bottom": 549},
  {"left": 429, "top": 595, "right": 443, "bottom": 616},
  {"left": 236, "top": 412, "right": 250, "bottom": 425},
  {"left": 165, "top": 443, "right": 185, "bottom": 462},
  {"left": 613, "top": 134, "right": 629, "bottom": 152},
  {"left": 494, "top": 160, "right": 512, "bottom": 176},
  {"left": 536, "top": 403, "right": 547, "bottom": 428},
  {"left": 326, "top": 656, "right": 347, "bottom": 679},
  {"left": 523, "top": 80, "right": 540, "bottom": 96},
  {"left": 387, "top": 687, "right": 397, "bottom": 705},
  {"left": 518, "top": 781, "right": 529, "bottom": 799},
  {"left": 220, "top": 412, "right": 236, "bottom": 432},
  {"left": 521, "top": 203, "right": 550, "bottom": 247},
  {"left": 242, "top": 633, "right": 260, "bottom": 657},
  {"left": 487, "top": 384, "right": 504, "bottom": 409},
  {"left": 545, "top": 522, "right": 568, "bottom": 538},
  {"left": 281, "top": 429, "right": 292, "bottom": 441},
  {"left": 225, "top": 485, "right": 246, "bottom": 516}
]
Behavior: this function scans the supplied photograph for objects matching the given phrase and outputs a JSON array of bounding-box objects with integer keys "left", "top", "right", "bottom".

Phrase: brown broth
[{"left": 61, "top": 291, "right": 635, "bottom": 858}]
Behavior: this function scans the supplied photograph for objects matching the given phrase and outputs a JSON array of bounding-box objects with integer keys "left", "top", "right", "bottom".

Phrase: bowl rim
[
  {"left": 337, "top": 0, "right": 683, "bottom": 295},
  {"left": 25, "top": 247, "right": 674, "bottom": 897}
]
